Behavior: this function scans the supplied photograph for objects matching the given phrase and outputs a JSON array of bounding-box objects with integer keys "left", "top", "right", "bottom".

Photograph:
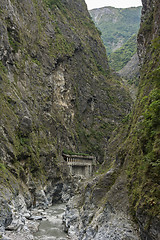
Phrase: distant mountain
[
  {"left": 90, "top": 6, "right": 142, "bottom": 55},
  {"left": 90, "top": 6, "right": 142, "bottom": 78}
]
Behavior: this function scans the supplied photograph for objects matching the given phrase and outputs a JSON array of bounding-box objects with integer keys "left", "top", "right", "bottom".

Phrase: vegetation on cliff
[
  {"left": 0, "top": 0, "right": 132, "bottom": 205},
  {"left": 125, "top": 5, "right": 160, "bottom": 234},
  {"left": 109, "top": 34, "right": 137, "bottom": 71},
  {"left": 85, "top": 1, "right": 160, "bottom": 239},
  {"left": 0, "top": 0, "right": 159, "bottom": 239},
  {"left": 104, "top": 1, "right": 160, "bottom": 238}
]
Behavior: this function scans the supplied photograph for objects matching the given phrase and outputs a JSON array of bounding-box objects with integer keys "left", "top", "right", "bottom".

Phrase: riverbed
[{"left": 34, "top": 203, "right": 69, "bottom": 240}]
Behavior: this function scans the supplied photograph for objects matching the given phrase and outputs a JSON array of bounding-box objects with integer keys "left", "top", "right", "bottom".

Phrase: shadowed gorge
[{"left": 0, "top": 0, "right": 159, "bottom": 240}]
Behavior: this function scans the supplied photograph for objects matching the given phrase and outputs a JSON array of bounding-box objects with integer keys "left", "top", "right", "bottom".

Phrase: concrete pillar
[
  {"left": 69, "top": 166, "right": 72, "bottom": 175},
  {"left": 90, "top": 164, "right": 92, "bottom": 176},
  {"left": 85, "top": 166, "right": 88, "bottom": 178}
]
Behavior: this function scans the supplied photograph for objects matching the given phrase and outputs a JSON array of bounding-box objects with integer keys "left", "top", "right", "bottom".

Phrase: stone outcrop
[
  {"left": 0, "top": 181, "right": 76, "bottom": 239},
  {"left": 118, "top": 53, "right": 139, "bottom": 81},
  {"left": 63, "top": 172, "right": 141, "bottom": 240}
]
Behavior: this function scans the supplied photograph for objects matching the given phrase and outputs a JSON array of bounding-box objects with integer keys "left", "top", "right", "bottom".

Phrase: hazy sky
[{"left": 85, "top": 0, "right": 142, "bottom": 10}]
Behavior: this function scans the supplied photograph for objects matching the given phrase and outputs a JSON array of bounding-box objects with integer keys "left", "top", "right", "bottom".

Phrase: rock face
[
  {"left": 0, "top": 0, "right": 132, "bottom": 235},
  {"left": 95, "top": 0, "right": 160, "bottom": 239},
  {"left": 62, "top": 1, "right": 160, "bottom": 240},
  {"left": 130, "top": 0, "right": 160, "bottom": 238},
  {"left": 63, "top": 173, "right": 141, "bottom": 240},
  {"left": 1, "top": 0, "right": 159, "bottom": 239},
  {"left": 118, "top": 53, "right": 139, "bottom": 80}
]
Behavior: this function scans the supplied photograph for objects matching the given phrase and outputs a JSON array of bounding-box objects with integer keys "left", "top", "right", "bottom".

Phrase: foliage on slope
[
  {"left": 0, "top": 0, "right": 132, "bottom": 197},
  {"left": 109, "top": 34, "right": 137, "bottom": 71},
  {"left": 90, "top": 6, "right": 141, "bottom": 81},
  {"left": 90, "top": 6, "right": 142, "bottom": 55},
  {"left": 116, "top": 1, "right": 160, "bottom": 238},
  {"left": 90, "top": 1, "right": 160, "bottom": 238}
]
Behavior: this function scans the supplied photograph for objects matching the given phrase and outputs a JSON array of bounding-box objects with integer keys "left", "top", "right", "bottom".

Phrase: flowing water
[{"left": 34, "top": 204, "right": 69, "bottom": 240}]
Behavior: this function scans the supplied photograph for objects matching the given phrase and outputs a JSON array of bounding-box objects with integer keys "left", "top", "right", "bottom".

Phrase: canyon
[{"left": 0, "top": 0, "right": 159, "bottom": 239}]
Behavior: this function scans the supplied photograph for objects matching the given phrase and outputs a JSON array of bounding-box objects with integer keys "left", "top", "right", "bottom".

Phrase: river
[{"left": 34, "top": 203, "right": 69, "bottom": 240}]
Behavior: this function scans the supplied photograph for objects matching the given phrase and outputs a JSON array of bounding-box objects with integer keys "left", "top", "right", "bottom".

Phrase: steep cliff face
[
  {"left": 0, "top": 0, "right": 132, "bottom": 231},
  {"left": 104, "top": 0, "right": 160, "bottom": 238},
  {"left": 106, "top": 0, "right": 160, "bottom": 237},
  {"left": 65, "top": 1, "right": 160, "bottom": 239},
  {"left": 127, "top": 0, "right": 160, "bottom": 238}
]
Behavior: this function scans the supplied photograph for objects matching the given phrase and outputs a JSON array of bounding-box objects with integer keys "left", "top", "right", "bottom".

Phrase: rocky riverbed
[
  {"left": 2, "top": 203, "right": 70, "bottom": 240},
  {"left": 63, "top": 195, "right": 141, "bottom": 240},
  {"left": 34, "top": 204, "right": 69, "bottom": 240},
  {"left": 0, "top": 174, "right": 141, "bottom": 240},
  {"left": 0, "top": 181, "right": 75, "bottom": 240}
]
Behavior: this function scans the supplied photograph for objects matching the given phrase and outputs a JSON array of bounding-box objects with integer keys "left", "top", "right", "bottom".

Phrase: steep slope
[
  {"left": 118, "top": 53, "right": 139, "bottom": 83},
  {"left": 126, "top": 0, "right": 160, "bottom": 237},
  {"left": 63, "top": 1, "right": 160, "bottom": 240},
  {"left": 109, "top": 34, "right": 137, "bottom": 71},
  {"left": 108, "top": 0, "right": 160, "bottom": 237},
  {"left": 0, "top": 0, "right": 132, "bottom": 234},
  {"left": 99, "top": 1, "right": 160, "bottom": 238}
]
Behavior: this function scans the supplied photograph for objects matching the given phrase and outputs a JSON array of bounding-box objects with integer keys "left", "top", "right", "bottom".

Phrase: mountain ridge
[
  {"left": 89, "top": 6, "right": 142, "bottom": 54},
  {"left": 90, "top": 6, "right": 142, "bottom": 80}
]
